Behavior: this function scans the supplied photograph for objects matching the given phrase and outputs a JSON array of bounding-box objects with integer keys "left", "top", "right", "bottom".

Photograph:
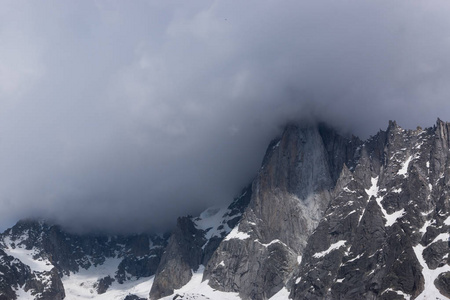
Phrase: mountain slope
[
  {"left": 201, "top": 124, "right": 360, "bottom": 299},
  {"left": 290, "top": 120, "right": 450, "bottom": 300},
  {"left": 161, "top": 120, "right": 449, "bottom": 300},
  {"left": 149, "top": 185, "right": 251, "bottom": 299},
  {"left": 0, "top": 119, "right": 449, "bottom": 300},
  {"left": 0, "top": 221, "right": 167, "bottom": 300}
]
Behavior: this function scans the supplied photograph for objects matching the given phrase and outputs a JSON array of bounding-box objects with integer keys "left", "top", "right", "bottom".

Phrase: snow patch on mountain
[
  {"left": 413, "top": 220, "right": 450, "bottom": 300},
  {"left": 398, "top": 155, "right": 412, "bottom": 176},
  {"left": 224, "top": 225, "right": 250, "bottom": 241},
  {"left": 444, "top": 216, "right": 450, "bottom": 226},
  {"left": 157, "top": 264, "right": 294, "bottom": 300},
  {"left": 2, "top": 237, "right": 53, "bottom": 272},
  {"left": 62, "top": 257, "right": 153, "bottom": 299},
  {"left": 160, "top": 266, "right": 241, "bottom": 300},
  {"left": 312, "top": 240, "right": 346, "bottom": 258},
  {"left": 413, "top": 242, "right": 450, "bottom": 300},
  {"left": 194, "top": 207, "right": 230, "bottom": 240},
  {"left": 269, "top": 287, "right": 290, "bottom": 300},
  {"left": 382, "top": 288, "right": 411, "bottom": 300},
  {"left": 15, "top": 286, "right": 34, "bottom": 300},
  {"left": 366, "top": 177, "right": 405, "bottom": 227},
  {"left": 365, "top": 177, "right": 379, "bottom": 198},
  {"left": 384, "top": 208, "right": 405, "bottom": 227}
]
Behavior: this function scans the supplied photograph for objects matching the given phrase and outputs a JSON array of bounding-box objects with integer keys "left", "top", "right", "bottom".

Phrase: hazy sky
[{"left": 1, "top": 1, "right": 450, "bottom": 233}]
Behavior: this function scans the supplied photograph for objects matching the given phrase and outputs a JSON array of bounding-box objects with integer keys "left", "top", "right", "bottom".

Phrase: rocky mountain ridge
[
  {"left": 0, "top": 184, "right": 251, "bottom": 300},
  {"left": 0, "top": 219, "right": 168, "bottom": 299},
  {"left": 1, "top": 119, "right": 449, "bottom": 300},
  {"left": 291, "top": 120, "right": 450, "bottom": 299}
]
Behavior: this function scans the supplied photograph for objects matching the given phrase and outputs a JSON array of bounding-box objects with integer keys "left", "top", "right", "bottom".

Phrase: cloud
[{"left": 1, "top": 0, "right": 450, "bottom": 233}]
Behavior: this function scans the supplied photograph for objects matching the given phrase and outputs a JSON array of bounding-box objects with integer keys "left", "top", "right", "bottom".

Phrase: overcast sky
[{"left": 1, "top": 1, "right": 450, "bottom": 233}]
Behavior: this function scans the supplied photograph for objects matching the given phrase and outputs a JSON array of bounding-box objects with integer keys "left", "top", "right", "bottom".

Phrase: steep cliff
[
  {"left": 203, "top": 124, "right": 361, "bottom": 299},
  {"left": 290, "top": 120, "right": 450, "bottom": 300},
  {"left": 158, "top": 120, "right": 449, "bottom": 300},
  {"left": 149, "top": 186, "right": 251, "bottom": 299}
]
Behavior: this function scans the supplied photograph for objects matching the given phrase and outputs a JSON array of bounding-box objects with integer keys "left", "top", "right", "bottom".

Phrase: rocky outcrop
[
  {"left": 149, "top": 216, "right": 206, "bottom": 299},
  {"left": 24, "top": 268, "right": 65, "bottom": 300},
  {"left": 123, "top": 295, "right": 146, "bottom": 300},
  {"left": 96, "top": 276, "right": 114, "bottom": 294},
  {"left": 0, "top": 220, "right": 168, "bottom": 299},
  {"left": 149, "top": 186, "right": 252, "bottom": 299},
  {"left": 290, "top": 120, "right": 450, "bottom": 300},
  {"left": 0, "top": 249, "right": 31, "bottom": 300},
  {"left": 435, "top": 272, "right": 450, "bottom": 298},
  {"left": 204, "top": 124, "right": 361, "bottom": 299},
  {"left": 0, "top": 247, "right": 65, "bottom": 300}
]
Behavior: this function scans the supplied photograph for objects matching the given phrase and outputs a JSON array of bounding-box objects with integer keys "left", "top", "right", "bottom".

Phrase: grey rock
[
  {"left": 96, "top": 275, "right": 114, "bottom": 294},
  {"left": 0, "top": 249, "right": 31, "bottom": 300},
  {"left": 24, "top": 268, "right": 65, "bottom": 300},
  {"left": 204, "top": 124, "right": 360, "bottom": 299},
  {"left": 150, "top": 216, "right": 206, "bottom": 299},
  {"left": 290, "top": 119, "right": 450, "bottom": 299},
  {"left": 435, "top": 272, "right": 450, "bottom": 298},
  {"left": 423, "top": 241, "right": 448, "bottom": 269},
  {"left": 149, "top": 186, "right": 251, "bottom": 299},
  {"left": 123, "top": 294, "right": 146, "bottom": 300}
]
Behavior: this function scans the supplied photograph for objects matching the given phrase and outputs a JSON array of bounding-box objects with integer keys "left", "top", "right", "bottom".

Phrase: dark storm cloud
[{"left": 1, "top": 1, "right": 450, "bottom": 233}]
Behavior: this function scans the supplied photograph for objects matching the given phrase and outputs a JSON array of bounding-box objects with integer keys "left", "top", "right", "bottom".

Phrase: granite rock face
[
  {"left": 149, "top": 186, "right": 251, "bottom": 299},
  {"left": 290, "top": 120, "right": 450, "bottom": 300},
  {"left": 203, "top": 124, "right": 361, "bottom": 299},
  {"left": 184, "top": 120, "right": 448, "bottom": 300}
]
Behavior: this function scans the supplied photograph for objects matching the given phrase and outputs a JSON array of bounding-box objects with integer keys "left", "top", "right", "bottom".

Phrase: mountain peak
[{"left": 1, "top": 119, "right": 449, "bottom": 300}]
